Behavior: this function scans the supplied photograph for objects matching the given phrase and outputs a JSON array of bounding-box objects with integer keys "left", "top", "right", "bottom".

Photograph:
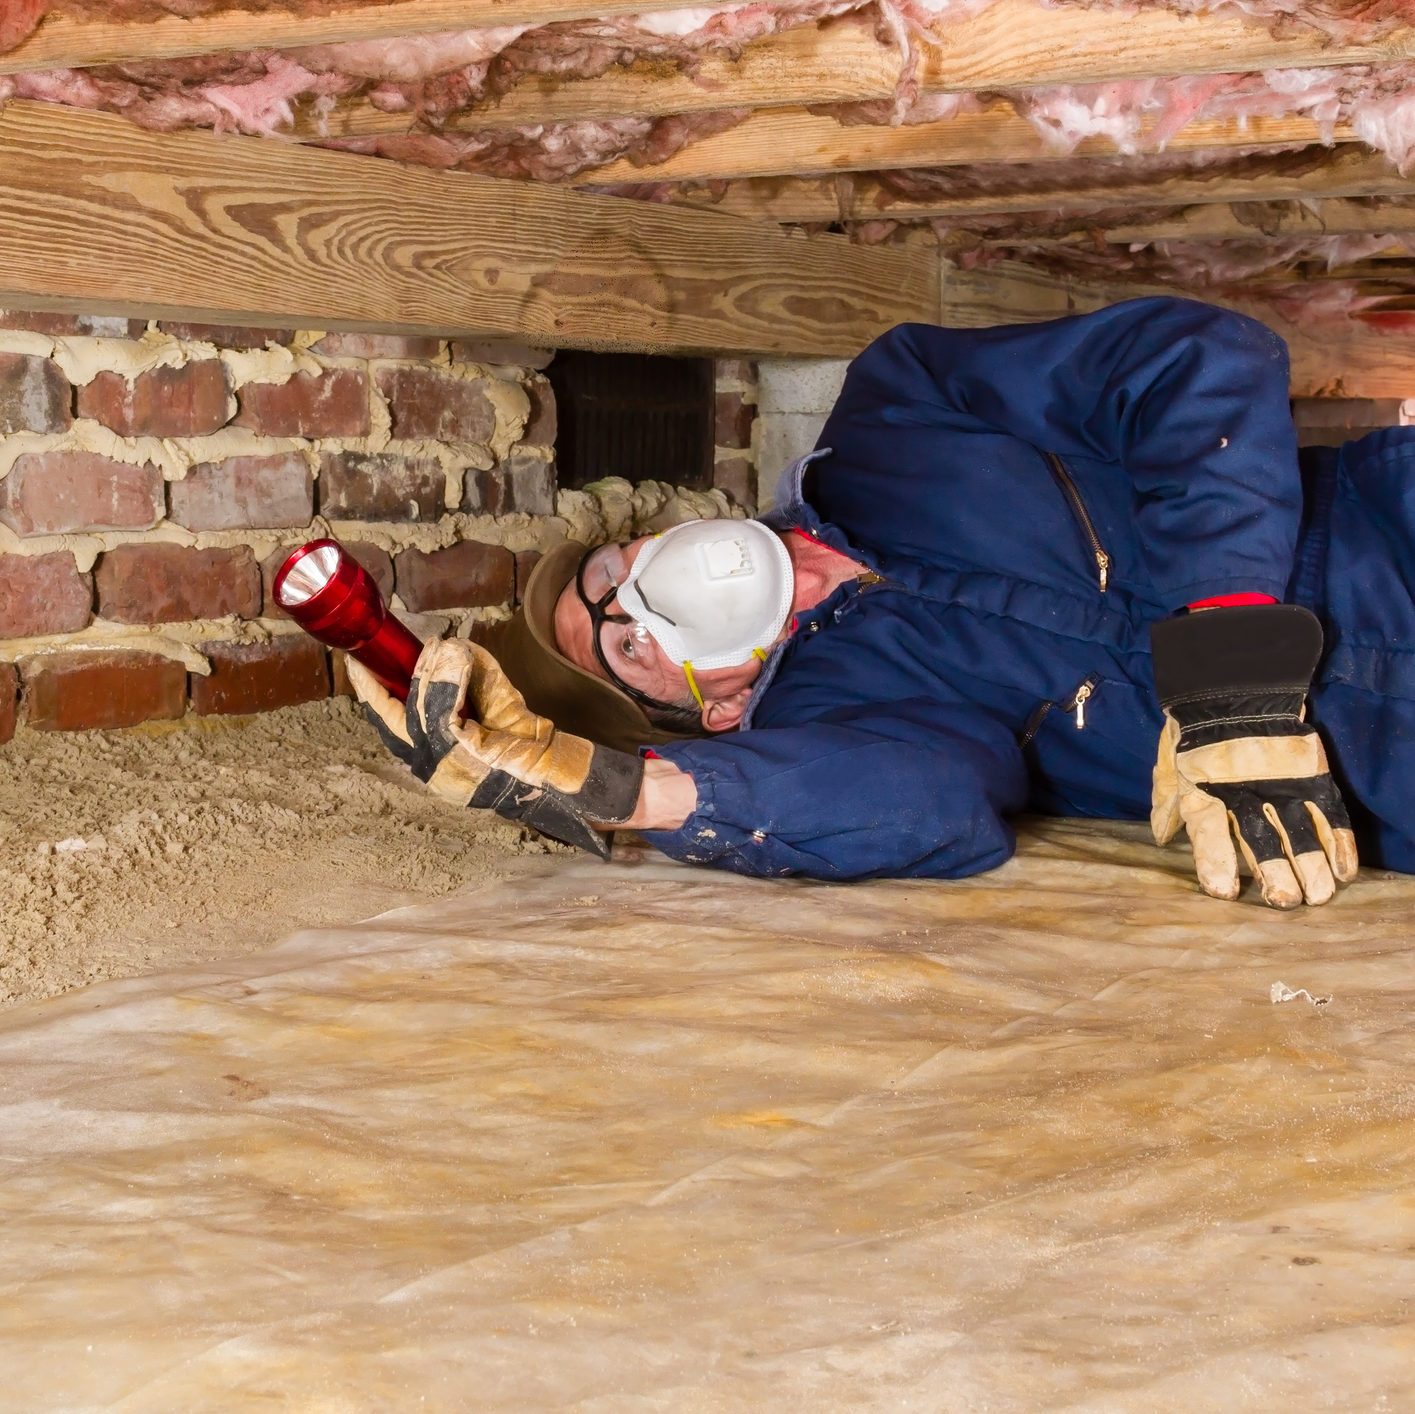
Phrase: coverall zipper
[
  {"left": 1019, "top": 676, "right": 1100, "bottom": 747},
  {"left": 1045, "top": 452, "right": 1111, "bottom": 592}
]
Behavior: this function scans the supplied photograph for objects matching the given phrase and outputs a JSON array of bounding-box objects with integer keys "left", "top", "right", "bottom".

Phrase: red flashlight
[{"left": 273, "top": 539, "right": 422, "bottom": 699}]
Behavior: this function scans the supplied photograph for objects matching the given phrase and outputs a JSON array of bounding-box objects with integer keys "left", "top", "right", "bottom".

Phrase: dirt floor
[{"left": 0, "top": 699, "right": 558, "bottom": 1007}]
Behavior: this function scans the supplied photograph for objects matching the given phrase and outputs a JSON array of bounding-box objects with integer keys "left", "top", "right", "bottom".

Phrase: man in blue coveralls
[{"left": 350, "top": 297, "right": 1415, "bottom": 911}]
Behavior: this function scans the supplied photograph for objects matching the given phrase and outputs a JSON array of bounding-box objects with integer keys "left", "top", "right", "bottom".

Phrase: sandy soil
[{"left": 0, "top": 699, "right": 559, "bottom": 1007}]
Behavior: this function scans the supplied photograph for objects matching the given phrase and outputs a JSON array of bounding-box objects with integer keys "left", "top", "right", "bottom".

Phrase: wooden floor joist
[
  {"left": 692, "top": 146, "right": 1415, "bottom": 224},
  {"left": 297, "top": 17, "right": 902, "bottom": 140},
  {"left": 0, "top": 0, "right": 654, "bottom": 75},
  {"left": 576, "top": 109, "right": 1351, "bottom": 186},
  {"left": 995, "top": 200, "right": 1415, "bottom": 246},
  {"left": 940, "top": 261, "right": 1415, "bottom": 398},
  {"left": 0, "top": 101, "right": 935, "bottom": 358},
  {"left": 10, "top": 0, "right": 1415, "bottom": 122},
  {"left": 295, "top": 0, "right": 1415, "bottom": 138}
]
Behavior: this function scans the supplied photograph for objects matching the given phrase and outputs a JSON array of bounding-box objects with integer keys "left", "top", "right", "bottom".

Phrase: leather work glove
[
  {"left": 347, "top": 639, "right": 644, "bottom": 859},
  {"left": 1149, "top": 604, "right": 1358, "bottom": 909}
]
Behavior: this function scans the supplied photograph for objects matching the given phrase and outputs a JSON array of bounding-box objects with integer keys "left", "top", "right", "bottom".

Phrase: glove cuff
[
  {"left": 1150, "top": 604, "right": 1323, "bottom": 712},
  {"left": 579, "top": 745, "right": 645, "bottom": 827}
]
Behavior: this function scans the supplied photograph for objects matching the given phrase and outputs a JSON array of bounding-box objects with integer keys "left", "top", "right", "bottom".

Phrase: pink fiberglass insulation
[
  {"left": 868, "top": 144, "right": 1329, "bottom": 205},
  {"left": 0, "top": 0, "right": 980, "bottom": 169},
  {"left": 948, "top": 231, "right": 1407, "bottom": 316},
  {"left": 0, "top": 0, "right": 401, "bottom": 55},
  {"left": 0, "top": 0, "right": 48, "bottom": 56},
  {"left": 1058, "top": 0, "right": 1415, "bottom": 42},
  {"left": 1006, "top": 63, "right": 1415, "bottom": 172},
  {"left": 8, "top": 0, "right": 1415, "bottom": 176},
  {"left": 327, "top": 107, "right": 750, "bottom": 180}
]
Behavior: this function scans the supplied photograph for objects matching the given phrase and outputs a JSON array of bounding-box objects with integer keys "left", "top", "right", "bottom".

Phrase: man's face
[{"left": 553, "top": 535, "right": 766, "bottom": 725}]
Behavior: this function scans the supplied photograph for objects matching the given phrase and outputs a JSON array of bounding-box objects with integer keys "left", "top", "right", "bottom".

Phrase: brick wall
[
  {"left": 713, "top": 359, "right": 759, "bottom": 509},
  {"left": 0, "top": 315, "right": 748, "bottom": 742}
]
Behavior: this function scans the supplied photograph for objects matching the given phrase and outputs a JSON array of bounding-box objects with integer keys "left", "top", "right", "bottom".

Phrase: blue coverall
[{"left": 642, "top": 297, "right": 1415, "bottom": 881}]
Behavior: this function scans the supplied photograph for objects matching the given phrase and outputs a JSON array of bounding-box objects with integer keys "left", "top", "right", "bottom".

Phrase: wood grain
[
  {"left": 295, "top": 0, "right": 1415, "bottom": 138},
  {"left": 1000, "top": 199, "right": 1415, "bottom": 245},
  {"left": 699, "top": 147, "right": 1415, "bottom": 224},
  {"left": 920, "top": 0, "right": 1415, "bottom": 92},
  {"left": 577, "top": 107, "right": 1353, "bottom": 185},
  {"left": 940, "top": 260, "right": 1415, "bottom": 399},
  {"left": 296, "top": 16, "right": 902, "bottom": 138},
  {"left": 0, "top": 101, "right": 936, "bottom": 357},
  {"left": 0, "top": 0, "right": 653, "bottom": 74}
]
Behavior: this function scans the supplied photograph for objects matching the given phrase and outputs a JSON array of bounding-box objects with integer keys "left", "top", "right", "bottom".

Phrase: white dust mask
[{"left": 615, "top": 519, "right": 794, "bottom": 672}]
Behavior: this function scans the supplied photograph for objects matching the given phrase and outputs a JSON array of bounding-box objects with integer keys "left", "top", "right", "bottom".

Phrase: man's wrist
[{"left": 603, "top": 757, "right": 698, "bottom": 832}]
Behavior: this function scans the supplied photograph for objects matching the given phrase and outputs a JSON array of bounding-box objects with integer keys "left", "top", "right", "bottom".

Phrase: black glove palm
[{"left": 1150, "top": 605, "right": 1358, "bottom": 908}]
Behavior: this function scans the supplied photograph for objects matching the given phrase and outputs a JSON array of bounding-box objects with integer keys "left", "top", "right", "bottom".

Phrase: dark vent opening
[{"left": 547, "top": 351, "right": 715, "bottom": 491}]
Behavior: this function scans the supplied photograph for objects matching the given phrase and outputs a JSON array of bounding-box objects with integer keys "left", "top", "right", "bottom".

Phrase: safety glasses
[{"left": 575, "top": 545, "right": 689, "bottom": 716}]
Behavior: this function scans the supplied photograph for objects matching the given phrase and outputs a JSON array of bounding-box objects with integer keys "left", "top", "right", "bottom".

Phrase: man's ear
[{"left": 701, "top": 688, "right": 752, "bottom": 734}]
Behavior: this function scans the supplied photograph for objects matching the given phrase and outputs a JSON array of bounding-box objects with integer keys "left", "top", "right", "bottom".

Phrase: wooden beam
[
  {"left": 576, "top": 108, "right": 1351, "bottom": 185},
  {"left": 920, "top": 0, "right": 1415, "bottom": 92},
  {"left": 0, "top": 0, "right": 653, "bottom": 75},
  {"left": 4, "top": 0, "right": 1412, "bottom": 87},
  {"left": 297, "top": 0, "right": 1415, "bottom": 137},
  {"left": 0, "top": 101, "right": 935, "bottom": 358},
  {"left": 696, "top": 146, "right": 1415, "bottom": 224},
  {"left": 298, "top": 17, "right": 902, "bottom": 140},
  {"left": 939, "top": 259, "right": 1415, "bottom": 399},
  {"left": 1008, "top": 199, "right": 1415, "bottom": 245}
]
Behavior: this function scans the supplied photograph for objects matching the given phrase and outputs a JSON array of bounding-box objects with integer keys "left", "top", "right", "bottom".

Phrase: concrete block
[
  {"left": 757, "top": 359, "right": 849, "bottom": 416},
  {"left": 755, "top": 413, "right": 827, "bottom": 509}
]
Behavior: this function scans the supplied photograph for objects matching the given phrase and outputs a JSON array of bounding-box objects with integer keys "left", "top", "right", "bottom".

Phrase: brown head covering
[{"left": 477, "top": 540, "right": 702, "bottom": 754}]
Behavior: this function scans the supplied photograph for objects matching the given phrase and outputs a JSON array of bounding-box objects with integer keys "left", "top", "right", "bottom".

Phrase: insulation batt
[
  {"left": 869, "top": 144, "right": 1323, "bottom": 202},
  {"left": 330, "top": 108, "right": 750, "bottom": 182},
  {"left": 0, "top": 0, "right": 966, "bottom": 174},
  {"left": 1007, "top": 62, "right": 1415, "bottom": 172},
  {"left": 954, "top": 232, "right": 1406, "bottom": 315},
  {"left": 10, "top": 1, "right": 1415, "bottom": 176},
  {"left": 1058, "top": 0, "right": 1415, "bottom": 42}
]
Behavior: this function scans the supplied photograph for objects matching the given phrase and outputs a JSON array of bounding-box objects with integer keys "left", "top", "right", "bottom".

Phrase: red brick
[
  {"left": 262, "top": 540, "right": 392, "bottom": 619},
  {"left": 395, "top": 541, "right": 514, "bottom": 612},
  {"left": 24, "top": 651, "right": 186, "bottom": 732},
  {"left": 712, "top": 455, "right": 756, "bottom": 508},
  {"left": 0, "top": 353, "right": 72, "bottom": 435},
  {"left": 714, "top": 390, "right": 755, "bottom": 449},
  {"left": 96, "top": 544, "right": 261, "bottom": 624},
  {"left": 78, "top": 361, "right": 232, "bottom": 438},
  {"left": 466, "top": 451, "right": 555, "bottom": 517},
  {"left": 0, "top": 310, "right": 145, "bottom": 339},
  {"left": 235, "top": 369, "right": 370, "bottom": 438},
  {"left": 169, "top": 453, "right": 313, "bottom": 531},
  {"left": 513, "top": 549, "right": 542, "bottom": 606},
  {"left": 714, "top": 358, "right": 758, "bottom": 386},
  {"left": 0, "top": 552, "right": 91, "bottom": 638},
  {"left": 376, "top": 367, "right": 497, "bottom": 444},
  {"left": 310, "top": 333, "right": 443, "bottom": 360},
  {"left": 0, "top": 663, "right": 16, "bottom": 745},
  {"left": 0, "top": 451, "right": 162, "bottom": 537},
  {"left": 522, "top": 376, "right": 557, "bottom": 446},
  {"left": 318, "top": 450, "right": 442, "bottom": 521},
  {"left": 159, "top": 322, "right": 294, "bottom": 350},
  {"left": 191, "top": 637, "right": 330, "bottom": 716},
  {"left": 450, "top": 339, "right": 554, "bottom": 371}
]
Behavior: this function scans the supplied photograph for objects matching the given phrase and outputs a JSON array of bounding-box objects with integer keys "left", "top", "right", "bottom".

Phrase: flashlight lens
[{"left": 276, "top": 543, "right": 341, "bottom": 607}]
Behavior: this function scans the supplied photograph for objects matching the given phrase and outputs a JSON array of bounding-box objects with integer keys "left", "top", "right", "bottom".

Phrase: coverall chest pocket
[{"left": 1044, "top": 454, "right": 1111, "bottom": 593}]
